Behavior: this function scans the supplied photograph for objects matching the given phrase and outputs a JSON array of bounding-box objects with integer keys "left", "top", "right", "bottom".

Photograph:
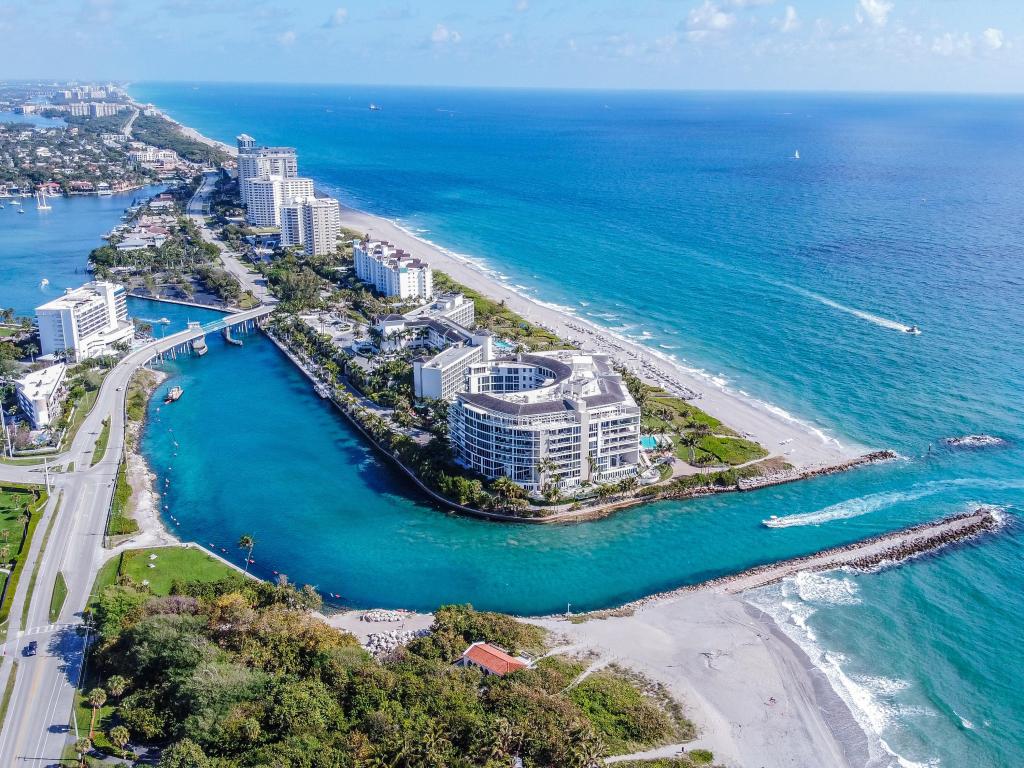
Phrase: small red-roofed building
[{"left": 456, "top": 641, "right": 529, "bottom": 677}]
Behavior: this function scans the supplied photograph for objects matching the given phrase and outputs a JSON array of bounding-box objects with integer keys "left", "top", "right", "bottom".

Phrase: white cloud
[
  {"left": 431, "top": 23, "right": 461, "bottom": 44},
  {"left": 982, "top": 27, "right": 1004, "bottom": 50},
  {"left": 323, "top": 7, "right": 348, "bottom": 28},
  {"left": 686, "top": 1, "right": 736, "bottom": 41},
  {"left": 515, "top": 0, "right": 529, "bottom": 11},
  {"left": 780, "top": 5, "right": 799, "bottom": 33},
  {"left": 931, "top": 32, "right": 972, "bottom": 57},
  {"left": 855, "top": 0, "right": 892, "bottom": 28},
  {"left": 277, "top": 29, "right": 296, "bottom": 46},
  {"left": 730, "top": 0, "right": 775, "bottom": 6}
]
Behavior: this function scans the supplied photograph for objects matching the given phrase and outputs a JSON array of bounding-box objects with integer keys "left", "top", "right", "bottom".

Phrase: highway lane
[{"left": 0, "top": 306, "right": 269, "bottom": 762}]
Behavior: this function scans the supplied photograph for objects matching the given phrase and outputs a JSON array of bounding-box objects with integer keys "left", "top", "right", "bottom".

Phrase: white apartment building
[
  {"left": 15, "top": 363, "right": 67, "bottom": 429},
  {"left": 283, "top": 197, "right": 342, "bottom": 256},
  {"left": 242, "top": 175, "right": 314, "bottom": 227},
  {"left": 35, "top": 281, "right": 134, "bottom": 362},
  {"left": 448, "top": 352, "right": 641, "bottom": 493},
  {"left": 241, "top": 177, "right": 282, "bottom": 226},
  {"left": 236, "top": 134, "right": 299, "bottom": 205},
  {"left": 354, "top": 240, "right": 433, "bottom": 300}
]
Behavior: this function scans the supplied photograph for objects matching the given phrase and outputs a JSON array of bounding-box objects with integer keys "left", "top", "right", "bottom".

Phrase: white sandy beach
[
  {"left": 339, "top": 207, "right": 865, "bottom": 471},
  {"left": 532, "top": 592, "right": 870, "bottom": 768}
]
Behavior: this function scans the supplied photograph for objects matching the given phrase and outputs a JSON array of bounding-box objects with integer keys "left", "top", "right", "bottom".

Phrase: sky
[{"left": 1, "top": 0, "right": 1021, "bottom": 92}]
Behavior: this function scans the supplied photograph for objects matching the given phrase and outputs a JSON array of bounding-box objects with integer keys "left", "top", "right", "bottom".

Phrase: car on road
[{"left": 23, "top": 641, "right": 37, "bottom": 657}]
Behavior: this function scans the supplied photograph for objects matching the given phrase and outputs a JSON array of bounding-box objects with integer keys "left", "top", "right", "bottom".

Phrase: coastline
[
  {"left": 340, "top": 207, "right": 866, "bottom": 472},
  {"left": 139, "top": 105, "right": 890, "bottom": 767},
  {"left": 131, "top": 92, "right": 864, "bottom": 473}
]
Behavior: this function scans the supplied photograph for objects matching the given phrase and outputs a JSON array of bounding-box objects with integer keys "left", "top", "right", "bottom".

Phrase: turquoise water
[
  {"left": 0, "top": 186, "right": 160, "bottom": 316},
  {"left": 3, "top": 85, "right": 1017, "bottom": 766}
]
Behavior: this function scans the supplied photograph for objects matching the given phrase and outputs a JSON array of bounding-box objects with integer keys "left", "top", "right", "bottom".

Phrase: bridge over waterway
[{"left": 144, "top": 304, "right": 275, "bottom": 362}]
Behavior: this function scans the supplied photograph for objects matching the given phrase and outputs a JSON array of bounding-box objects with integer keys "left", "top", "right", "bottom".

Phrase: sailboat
[
  {"left": 36, "top": 191, "right": 51, "bottom": 210},
  {"left": 793, "top": 149, "right": 801, "bottom": 160}
]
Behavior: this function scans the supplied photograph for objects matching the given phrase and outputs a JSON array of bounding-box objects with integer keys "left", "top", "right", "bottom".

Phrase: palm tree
[
  {"left": 106, "top": 675, "right": 128, "bottom": 699},
  {"left": 74, "top": 737, "right": 92, "bottom": 767},
  {"left": 679, "top": 432, "right": 700, "bottom": 465},
  {"left": 238, "top": 534, "right": 255, "bottom": 573},
  {"left": 24, "top": 343, "right": 39, "bottom": 364},
  {"left": 109, "top": 724, "right": 130, "bottom": 758},
  {"left": 86, "top": 687, "right": 107, "bottom": 740}
]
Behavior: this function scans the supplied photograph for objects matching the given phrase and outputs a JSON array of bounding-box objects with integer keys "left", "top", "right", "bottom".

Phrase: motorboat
[
  {"left": 164, "top": 386, "right": 184, "bottom": 404},
  {"left": 905, "top": 325, "right": 921, "bottom": 335}
]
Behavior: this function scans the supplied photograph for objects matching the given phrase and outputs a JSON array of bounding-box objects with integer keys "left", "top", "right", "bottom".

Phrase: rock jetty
[{"left": 364, "top": 628, "right": 431, "bottom": 658}]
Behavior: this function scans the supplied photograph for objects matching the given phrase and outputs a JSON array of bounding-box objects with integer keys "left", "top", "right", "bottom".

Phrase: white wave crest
[
  {"left": 792, "top": 571, "right": 862, "bottom": 605},
  {"left": 782, "top": 283, "right": 916, "bottom": 333},
  {"left": 763, "top": 478, "right": 1024, "bottom": 528}
]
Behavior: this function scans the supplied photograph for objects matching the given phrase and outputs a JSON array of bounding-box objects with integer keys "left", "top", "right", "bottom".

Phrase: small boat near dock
[
  {"left": 191, "top": 336, "right": 208, "bottom": 356},
  {"left": 164, "top": 386, "right": 184, "bottom": 404}
]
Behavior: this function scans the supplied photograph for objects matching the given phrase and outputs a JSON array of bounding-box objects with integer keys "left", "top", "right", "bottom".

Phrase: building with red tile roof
[{"left": 456, "top": 641, "right": 528, "bottom": 677}]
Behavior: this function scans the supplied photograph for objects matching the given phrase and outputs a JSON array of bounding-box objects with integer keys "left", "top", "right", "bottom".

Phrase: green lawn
[
  {"left": 0, "top": 485, "right": 47, "bottom": 625},
  {"left": 89, "top": 418, "right": 111, "bottom": 467},
  {"left": 0, "top": 456, "right": 49, "bottom": 466},
  {"left": 90, "top": 546, "right": 241, "bottom": 609},
  {"left": 105, "top": 460, "right": 138, "bottom": 538},
  {"left": 49, "top": 572, "right": 68, "bottom": 622},
  {"left": 683, "top": 434, "right": 769, "bottom": 466},
  {"left": 60, "top": 388, "right": 99, "bottom": 450},
  {"left": 642, "top": 394, "right": 733, "bottom": 436}
]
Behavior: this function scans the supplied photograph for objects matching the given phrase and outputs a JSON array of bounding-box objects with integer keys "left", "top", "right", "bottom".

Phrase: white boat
[
  {"left": 39, "top": 278, "right": 49, "bottom": 288},
  {"left": 905, "top": 325, "right": 921, "bottom": 335},
  {"left": 793, "top": 149, "right": 800, "bottom": 160},
  {"left": 36, "top": 191, "right": 51, "bottom": 210}
]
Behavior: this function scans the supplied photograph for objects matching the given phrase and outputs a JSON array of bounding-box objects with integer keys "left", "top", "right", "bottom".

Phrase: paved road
[
  {"left": 187, "top": 171, "right": 275, "bottom": 304},
  {"left": 0, "top": 309, "right": 269, "bottom": 764}
]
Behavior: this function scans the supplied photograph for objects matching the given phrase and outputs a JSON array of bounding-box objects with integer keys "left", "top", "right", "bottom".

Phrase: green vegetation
[
  {"left": 0, "top": 485, "right": 46, "bottom": 625},
  {"left": 621, "top": 369, "right": 769, "bottom": 469},
  {"left": 21, "top": 491, "right": 62, "bottom": 630},
  {"left": 81, "top": 584, "right": 692, "bottom": 766},
  {"left": 614, "top": 754, "right": 720, "bottom": 768},
  {"left": 434, "top": 270, "right": 574, "bottom": 351},
  {"left": 106, "top": 458, "right": 139, "bottom": 538},
  {"left": 131, "top": 114, "right": 230, "bottom": 165},
  {"left": 126, "top": 369, "right": 160, "bottom": 424},
  {"left": 92, "top": 547, "right": 239, "bottom": 606},
  {"left": 568, "top": 666, "right": 695, "bottom": 753},
  {"left": 90, "top": 417, "right": 111, "bottom": 466},
  {"left": 49, "top": 571, "right": 68, "bottom": 622},
  {"left": 0, "top": 662, "right": 17, "bottom": 735}
]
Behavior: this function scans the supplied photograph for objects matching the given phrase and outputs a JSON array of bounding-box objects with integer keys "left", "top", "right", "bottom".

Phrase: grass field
[
  {"left": 60, "top": 388, "right": 99, "bottom": 450},
  {"left": 90, "top": 546, "right": 241, "bottom": 609},
  {"left": 20, "top": 492, "right": 62, "bottom": 631},
  {"left": 89, "top": 418, "right": 111, "bottom": 467},
  {"left": 673, "top": 434, "right": 769, "bottom": 467},
  {"left": 0, "top": 485, "right": 47, "bottom": 625},
  {"left": 48, "top": 572, "right": 67, "bottom": 622}
]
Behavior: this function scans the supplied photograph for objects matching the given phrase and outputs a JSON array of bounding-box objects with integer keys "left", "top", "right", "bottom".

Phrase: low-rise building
[
  {"left": 35, "top": 281, "right": 133, "bottom": 362},
  {"left": 455, "top": 642, "right": 529, "bottom": 677},
  {"left": 354, "top": 239, "right": 433, "bottom": 300},
  {"left": 448, "top": 352, "right": 641, "bottom": 492},
  {"left": 14, "top": 363, "right": 67, "bottom": 429}
]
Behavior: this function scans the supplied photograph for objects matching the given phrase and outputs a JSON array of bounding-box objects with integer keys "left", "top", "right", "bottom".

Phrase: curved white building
[{"left": 449, "top": 352, "right": 641, "bottom": 493}]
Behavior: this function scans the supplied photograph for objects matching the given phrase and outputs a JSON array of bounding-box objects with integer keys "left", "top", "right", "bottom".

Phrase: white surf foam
[
  {"left": 782, "top": 283, "right": 915, "bottom": 333},
  {"left": 764, "top": 478, "right": 1024, "bottom": 528}
]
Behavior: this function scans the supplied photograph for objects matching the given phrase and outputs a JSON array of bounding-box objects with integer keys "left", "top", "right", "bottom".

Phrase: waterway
[{"left": 3, "top": 88, "right": 1022, "bottom": 766}]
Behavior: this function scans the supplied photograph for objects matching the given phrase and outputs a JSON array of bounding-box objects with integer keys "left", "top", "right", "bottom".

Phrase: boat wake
[
  {"left": 782, "top": 284, "right": 917, "bottom": 334},
  {"left": 763, "top": 478, "right": 1024, "bottom": 528}
]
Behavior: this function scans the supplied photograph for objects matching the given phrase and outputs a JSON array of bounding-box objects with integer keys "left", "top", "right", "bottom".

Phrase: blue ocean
[{"left": 4, "top": 84, "right": 1021, "bottom": 766}]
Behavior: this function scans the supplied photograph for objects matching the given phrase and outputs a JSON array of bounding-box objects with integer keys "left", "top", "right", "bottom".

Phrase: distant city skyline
[{"left": 1, "top": 0, "right": 1021, "bottom": 93}]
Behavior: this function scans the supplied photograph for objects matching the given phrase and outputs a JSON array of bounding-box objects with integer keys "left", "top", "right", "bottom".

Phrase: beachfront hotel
[
  {"left": 14, "top": 363, "right": 67, "bottom": 429},
  {"left": 35, "top": 281, "right": 134, "bottom": 362},
  {"left": 354, "top": 239, "right": 433, "bottom": 300},
  {"left": 448, "top": 352, "right": 641, "bottom": 492},
  {"left": 281, "top": 196, "right": 341, "bottom": 256}
]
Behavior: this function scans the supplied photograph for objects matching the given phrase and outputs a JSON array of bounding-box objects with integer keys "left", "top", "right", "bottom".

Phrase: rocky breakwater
[
  {"left": 711, "top": 506, "right": 1003, "bottom": 594},
  {"left": 737, "top": 450, "right": 899, "bottom": 492}
]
